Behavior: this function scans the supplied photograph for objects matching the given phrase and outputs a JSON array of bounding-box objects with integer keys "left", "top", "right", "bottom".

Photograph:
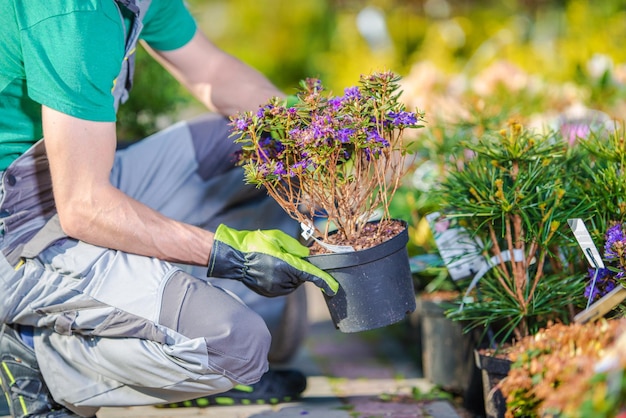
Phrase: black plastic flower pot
[
  {"left": 474, "top": 349, "right": 512, "bottom": 418},
  {"left": 420, "top": 295, "right": 483, "bottom": 408},
  {"left": 306, "top": 221, "right": 416, "bottom": 333}
]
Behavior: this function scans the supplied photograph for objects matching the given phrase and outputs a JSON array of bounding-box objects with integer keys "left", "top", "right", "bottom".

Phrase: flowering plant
[
  {"left": 584, "top": 222, "right": 626, "bottom": 302},
  {"left": 230, "top": 71, "right": 425, "bottom": 247}
]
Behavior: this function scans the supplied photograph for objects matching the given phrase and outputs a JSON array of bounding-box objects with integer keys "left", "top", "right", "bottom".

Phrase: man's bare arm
[
  {"left": 42, "top": 28, "right": 289, "bottom": 265},
  {"left": 42, "top": 106, "right": 213, "bottom": 266},
  {"left": 143, "top": 29, "right": 285, "bottom": 115}
]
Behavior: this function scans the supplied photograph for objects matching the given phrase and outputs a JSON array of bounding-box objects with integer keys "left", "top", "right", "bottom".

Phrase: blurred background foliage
[{"left": 118, "top": 0, "right": 626, "bottom": 141}]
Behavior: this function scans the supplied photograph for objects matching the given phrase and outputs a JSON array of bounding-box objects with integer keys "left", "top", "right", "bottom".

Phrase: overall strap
[
  {"left": 111, "top": 0, "right": 153, "bottom": 110},
  {"left": 115, "top": 0, "right": 140, "bottom": 14}
]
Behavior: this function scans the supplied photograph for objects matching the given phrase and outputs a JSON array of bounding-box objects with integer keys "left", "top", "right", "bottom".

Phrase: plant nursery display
[
  {"left": 231, "top": 71, "right": 424, "bottom": 332},
  {"left": 437, "top": 120, "right": 591, "bottom": 343},
  {"left": 430, "top": 118, "right": 626, "bottom": 417}
]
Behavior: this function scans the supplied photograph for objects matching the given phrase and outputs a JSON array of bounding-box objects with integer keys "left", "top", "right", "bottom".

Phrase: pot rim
[{"left": 306, "top": 219, "right": 408, "bottom": 269}]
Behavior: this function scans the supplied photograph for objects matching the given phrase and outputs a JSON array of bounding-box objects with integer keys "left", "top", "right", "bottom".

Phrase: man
[{"left": 0, "top": 1, "right": 338, "bottom": 417}]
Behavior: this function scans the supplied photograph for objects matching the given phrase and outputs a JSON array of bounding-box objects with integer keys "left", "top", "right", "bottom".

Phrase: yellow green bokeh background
[{"left": 119, "top": 0, "right": 626, "bottom": 140}]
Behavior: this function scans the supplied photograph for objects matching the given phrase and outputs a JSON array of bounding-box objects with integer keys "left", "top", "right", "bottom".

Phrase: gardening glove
[{"left": 208, "top": 224, "right": 339, "bottom": 297}]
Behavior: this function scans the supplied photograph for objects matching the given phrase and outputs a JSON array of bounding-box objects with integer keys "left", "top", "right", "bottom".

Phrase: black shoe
[
  {"left": 0, "top": 324, "right": 86, "bottom": 418},
  {"left": 157, "top": 369, "right": 307, "bottom": 408}
]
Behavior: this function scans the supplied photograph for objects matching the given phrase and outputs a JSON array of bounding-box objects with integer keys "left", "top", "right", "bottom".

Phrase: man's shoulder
[
  {"left": 141, "top": 0, "right": 197, "bottom": 51},
  {"left": 14, "top": 1, "right": 118, "bottom": 30}
]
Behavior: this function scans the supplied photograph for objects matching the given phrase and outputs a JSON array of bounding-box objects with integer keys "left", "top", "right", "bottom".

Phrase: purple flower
[
  {"left": 275, "top": 140, "right": 285, "bottom": 154},
  {"left": 258, "top": 163, "right": 270, "bottom": 176},
  {"left": 292, "top": 160, "right": 308, "bottom": 170},
  {"left": 343, "top": 86, "right": 361, "bottom": 100},
  {"left": 256, "top": 104, "right": 274, "bottom": 118},
  {"left": 367, "top": 130, "right": 389, "bottom": 147},
  {"left": 273, "top": 162, "right": 287, "bottom": 176},
  {"left": 289, "top": 128, "right": 303, "bottom": 139},
  {"left": 304, "top": 78, "right": 323, "bottom": 93},
  {"left": 292, "top": 128, "right": 315, "bottom": 147},
  {"left": 328, "top": 97, "right": 343, "bottom": 110},
  {"left": 310, "top": 115, "right": 334, "bottom": 143},
  {"left": 289, "top": 160, "right": 310, "bottom": 176},
  {"left": 258, "top": 136, "right": 272, "bottom": 148},
  {"left": 388, "top": 110, "right": 418, "bottom": 127},
  {"left": 256, "top": 136, "right": 284, "bottom": 162},
  {"left": 604, "top": 223, "right": 626, "bottom": 260},
  {"left": 233, "top": 116, "right": 250, "bottom": 131},
  {"left": 585, "top": 267, "right": 614, "bottom": 301},
  {"left": 586, "top": 222, "right": 626, "bottom": 302},
  {"left": 337, "top": 128, "right": 355, "bottom": 143}
]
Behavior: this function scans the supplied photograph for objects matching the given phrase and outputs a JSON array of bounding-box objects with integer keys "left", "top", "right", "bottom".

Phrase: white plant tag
[
  {"left": 568, "top": 218, "right": 605, "bottom": 269},
  {"left": 426, "top": 212, "right": 488, "bottom": 281},
  {"left": 300, "top": 222, "right": 355, "bottom": 253}
]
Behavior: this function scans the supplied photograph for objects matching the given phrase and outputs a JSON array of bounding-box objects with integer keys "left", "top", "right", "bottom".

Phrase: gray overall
[{"left": 0, "top": 0, "right": 303, "bottom": 415}]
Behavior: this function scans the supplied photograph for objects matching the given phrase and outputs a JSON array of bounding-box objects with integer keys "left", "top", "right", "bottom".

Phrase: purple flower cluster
[
  {"left": 242, "top": 78, "right": 421, "bottom": 179},
  {"left": 388, "top": 111, "right": 419, "bottom": 127},
  {"left": 604, "top": 223, "right": 626, "bottom": 265},
  {"left": 585, "top": 222, "right": 626, "bottom": 302},
  {"left": 343, "top": 86, "right": 361, "bottom": 101},
  {"left": 234, "top": 116, "right": 251, "bottom": 131},
  {"left": 584, "top": 267, "right": 617, "bottom": 301},
  {"left": 228, "top": 71, "right": 425, "bottom": 238}
]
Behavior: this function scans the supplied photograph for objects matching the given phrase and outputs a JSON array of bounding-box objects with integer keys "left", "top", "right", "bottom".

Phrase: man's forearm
[
  {"left": 205, "top": 53, "right": 284, "bottom": 116},
  {"left": 43, "top": 106, "right": 214, "bottom": 266},
  {"left": 146, "top": 31, "right": 284, "bottom": 116},
  {"left": 58, "top": 183, "right": 214, "bottom": 266}
]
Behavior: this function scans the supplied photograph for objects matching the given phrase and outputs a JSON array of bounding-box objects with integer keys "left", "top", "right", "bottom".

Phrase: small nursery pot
[
  {"left": 420, "top": 294, "right": 483, "bottom": 403},
  {"left": 307, "top": 220, "right": 416, "bottom": 333},
  {"left": 475, "top": 349, "right": 512, "bottom": 418}
]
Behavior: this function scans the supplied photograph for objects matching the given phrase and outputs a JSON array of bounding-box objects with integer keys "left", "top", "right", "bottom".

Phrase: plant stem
[{"left": 488, "top": 223, "right": 517, "bottom": 301}]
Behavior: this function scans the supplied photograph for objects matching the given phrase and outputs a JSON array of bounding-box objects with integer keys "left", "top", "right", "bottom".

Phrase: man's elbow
[{"left": 56, "top": 205, "right": 92, "bottom": 239}]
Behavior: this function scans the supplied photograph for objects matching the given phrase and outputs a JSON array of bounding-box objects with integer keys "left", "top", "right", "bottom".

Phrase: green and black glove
[{"left": 208, "top": 224, "right": 338, "bottom": 298}]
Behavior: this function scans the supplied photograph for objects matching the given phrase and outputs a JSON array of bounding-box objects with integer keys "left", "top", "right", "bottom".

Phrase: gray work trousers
[{"left": 0, "top": 114, "right": 301, "bottom": 417}]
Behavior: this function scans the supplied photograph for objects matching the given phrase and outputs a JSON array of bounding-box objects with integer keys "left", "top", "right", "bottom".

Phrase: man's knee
[{"left": 159, "top": 270, "right": 271, "bottom": 384}]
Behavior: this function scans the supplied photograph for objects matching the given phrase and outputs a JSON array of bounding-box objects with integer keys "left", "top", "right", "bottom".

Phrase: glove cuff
[{"left": 207, "top": 240, "right": 244, "bottom": 280}]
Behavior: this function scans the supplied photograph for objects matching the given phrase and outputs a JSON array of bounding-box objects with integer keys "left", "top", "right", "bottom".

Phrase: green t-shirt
[{"left": 0, "top": 0, "right": 197, "bottom": 170}]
